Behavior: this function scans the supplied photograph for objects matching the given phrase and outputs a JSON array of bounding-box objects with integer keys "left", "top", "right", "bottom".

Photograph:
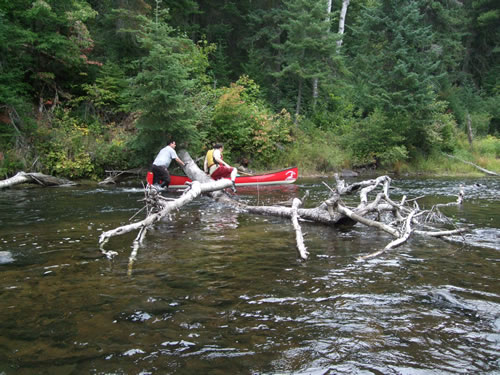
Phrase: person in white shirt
[{"left": 151, "top": 140, "right": 185, "bottom": 188}]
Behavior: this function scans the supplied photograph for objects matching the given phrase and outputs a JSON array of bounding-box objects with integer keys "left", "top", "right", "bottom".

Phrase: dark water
[{"left": 0, "top": 176, "right": 499, "bottom": 374}]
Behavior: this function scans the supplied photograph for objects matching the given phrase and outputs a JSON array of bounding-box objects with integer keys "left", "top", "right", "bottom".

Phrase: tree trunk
[
  {"left": 99, "top": 151, "right": 470, "bottom": 264},
  {"left": 443, "top": 153, "right": 499, "bottom": 176},
  {"left": 98, "top": 168, "right": 147, "bottom": 185},
  {"left": 466, "top": 113, "right": 474, "bottom": 149},
  {"left": 312, "top": 0, "right": 334, "bottom": 108},
  {"left": 295, "top": 78, "right": 302, "bottom": 123},
  {"left": 337, "top": 0, "right": 350, "bottom": 49},
  {"left": 0, "top": 172, "right": 75, "bottom": 189}
]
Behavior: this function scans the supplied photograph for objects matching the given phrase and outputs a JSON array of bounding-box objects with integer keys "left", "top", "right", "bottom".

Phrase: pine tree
[
  {"left": 127, "top": 8, "right": 208, "bottom": 162},
  {"left": 349, "top": 0, "right": 441, "bottom": 116},
  {"left": 276, "top": 0, "right": 340, "bottom": 119},
  {"left": 346, "top": 0, "right": 460, "bottom": 154}
]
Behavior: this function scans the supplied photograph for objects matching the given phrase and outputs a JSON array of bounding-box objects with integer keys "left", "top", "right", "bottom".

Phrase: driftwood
[
  {"left": 444, "top": 153, "right": 499, "bottom": 177},
  {"left": 98, "top": 168, "right": 147, "bottom": 185},
  {"left": 291, "top": 198, "right": 309, "bottom": 260},
  {"left": 99, "top": 150, "right": 469, "bottom": 269},
  {"left": 0, "top": 171, "right": 75, "bottom": 189}
]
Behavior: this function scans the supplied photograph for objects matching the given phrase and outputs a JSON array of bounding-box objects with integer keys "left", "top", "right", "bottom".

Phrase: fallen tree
[
  {"left": 98, "top": 168, "right": 147, "bottom": 185},
  {"left": 444, "top": 153, "right": 499, "bottom": 177},
  {"left": 98, "top": 150, "right": 469, "bottom": 268},
  {"left": 0, "top": 171, "right": 75, "bottom": 189}
]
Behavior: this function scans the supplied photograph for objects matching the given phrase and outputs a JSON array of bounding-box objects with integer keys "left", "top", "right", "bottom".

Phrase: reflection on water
[{"left": 0, "top": 177, "right": 499, "bottom": 374}]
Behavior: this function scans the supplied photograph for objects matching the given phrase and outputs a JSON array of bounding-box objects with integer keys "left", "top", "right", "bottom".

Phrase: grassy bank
[{"left": 288, "top": 135, "right": 500, "bottom": 178}]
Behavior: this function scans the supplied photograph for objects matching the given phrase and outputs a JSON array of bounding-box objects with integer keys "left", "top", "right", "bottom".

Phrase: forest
[{"left": 0, "top": 0, "right": 499, "bottom": 179}]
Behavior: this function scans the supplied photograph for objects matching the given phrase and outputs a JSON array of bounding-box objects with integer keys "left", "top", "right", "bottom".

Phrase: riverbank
[{"left": 296, "top": 149, "right": 500, "bottom": 179}]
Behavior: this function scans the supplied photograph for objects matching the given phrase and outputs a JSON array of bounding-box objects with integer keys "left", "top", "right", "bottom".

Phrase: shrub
[
  {"left": 208, "top": 76, "right": 294, "bottom": 167},
  {"left": 282, "top": 123, "right": 348, "bottom": 173},
  {"left": 35, "top": 109, "right": 136, "bottom": 179},
  {"left": 339, "top": 109, "right": 406, "bottom": 167}
]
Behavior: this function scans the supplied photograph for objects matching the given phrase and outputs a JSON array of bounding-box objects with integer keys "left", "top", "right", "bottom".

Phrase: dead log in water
[
  {"left": 99, "top": 150, "right": 469, "bottom": 266},
  {"left": 0, "top": 171, "right": 75, "bottom": 189},
  {"left": 98, "top": 168, "right": 147, "bottom": 185}
]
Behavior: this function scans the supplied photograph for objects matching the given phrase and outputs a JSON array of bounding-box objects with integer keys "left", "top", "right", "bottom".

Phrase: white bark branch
[
  {"left": 337, "top": 0, "right": 350, "bottom": 49},
  {"left": 0, "top": 171, "right": 75, "bottom": 189},
  {"left": 443, "top": 153, "right": 499, "bottom": 176},
  {"left": 97, "top": 150, "right": 469, "bottom": 267},
  {"left": 291, "top": 198, "right": 309, "bottom": 260},
  {"left": 357, "top": 211, "right": 416, "bottom": 260},
  {"left": 99, "top": 179, "right": 232, "bottom": 254}
]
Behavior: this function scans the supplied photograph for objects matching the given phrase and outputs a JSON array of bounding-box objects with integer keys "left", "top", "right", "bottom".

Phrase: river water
[{"left": 0, "top": 176, "right": 499, "bottom": 374}]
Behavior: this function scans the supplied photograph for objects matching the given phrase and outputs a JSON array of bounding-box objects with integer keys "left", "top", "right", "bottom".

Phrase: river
[{"left": 0, "top": 175, "right": 499, "bottom": 374}]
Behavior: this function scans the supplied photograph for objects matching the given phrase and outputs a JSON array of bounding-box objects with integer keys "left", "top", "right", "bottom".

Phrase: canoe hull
[{"left": 147, "top": 167, "right": 298, "bottom": 189}]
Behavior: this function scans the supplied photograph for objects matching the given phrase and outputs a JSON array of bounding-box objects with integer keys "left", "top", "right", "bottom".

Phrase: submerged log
[
  {"left": 291, "top": 198, "right": 309, "bottom": 260},
  {"left": 0, "top": 171, "right": 75, "bottom": 189},
  {"left": 99, "top": 179, "right": 233, "bottom": 253},
  {"left": 98, "top": 168, "right": 147, "bottom": 185},
  {"left": 99, "top": 150, "right": 470, "bottom": 266}
]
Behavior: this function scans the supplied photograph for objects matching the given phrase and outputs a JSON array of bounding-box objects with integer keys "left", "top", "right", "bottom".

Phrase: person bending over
[{"left": 151, "top": 140, "right": 185, "bottom": 188}]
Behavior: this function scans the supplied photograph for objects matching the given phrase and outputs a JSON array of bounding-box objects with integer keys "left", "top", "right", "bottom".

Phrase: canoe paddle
[{"left": 237, "top": 169, "right": 254, "bottom": 176}]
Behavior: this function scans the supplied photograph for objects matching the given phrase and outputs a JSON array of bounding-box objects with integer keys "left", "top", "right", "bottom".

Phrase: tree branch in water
[
  {"left": 0, "top": 171, "right": 75, "bottom": 189},
  {"left": 98, "top": 150, "right": 469, "bottom": 266}
]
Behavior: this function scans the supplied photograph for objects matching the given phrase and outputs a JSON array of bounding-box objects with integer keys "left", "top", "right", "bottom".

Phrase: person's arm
[
  {"left": 213, "top": 151, "right": 230, "bottom": 167},
  {"left": 175, "top": 157, "right": 185, "bottom": 168},
  {"left": 203, "top": 155, "right": 208, "bottom": 173}
]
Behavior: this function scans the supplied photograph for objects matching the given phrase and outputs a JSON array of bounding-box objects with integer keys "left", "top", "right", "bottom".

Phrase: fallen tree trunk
[
  {"left": 99, "top": 178, "right": 233, "bottom": 256},
  {"left": 98, "top": 168, "right": 147, "bottom": 185},
  {"left": 291, "top": 198, "right": 309, "bottom": 260},
  {"left": 99, "top": 150, "right": 470, "bottom": 266},
  {"left": 0, "top": 171, "right": 75, "bottom": 189},
  {"left": 444, "top": 153, "right": 499, "bottom": 177}
]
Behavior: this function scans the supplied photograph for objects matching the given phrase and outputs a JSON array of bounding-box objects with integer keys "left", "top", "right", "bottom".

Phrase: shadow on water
[{"left": 0, "top": 176, "right": 499, "bottom": 374}]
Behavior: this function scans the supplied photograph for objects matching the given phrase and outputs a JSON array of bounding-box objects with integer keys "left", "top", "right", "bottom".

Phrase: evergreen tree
[
  {"left": 244, "top": 1, "right": 287, "bottom": 109},
  {"left": 86, "top": 0, "right": 152, "bottom": 65},
  {"left": 276, "top": 0, "right": 340, "bottom": 119},
  {"left": 420, "top": 0, "right": 467, "bottom": 89},
  {"left": 127, "top": 8, "right": 209, "bottom": 162},
  {"left": 0, "top": 0, "right": 97, "bottom": 158},
  {"left": 348, "top": 0, "right": 445, "bottom": 151},
  {"left": 462, "top": 0, "right": 499, "bottom": 93}
]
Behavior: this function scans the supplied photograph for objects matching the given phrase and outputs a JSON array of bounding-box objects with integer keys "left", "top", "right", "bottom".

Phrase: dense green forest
[{"left": 1, "top": 0, "right": 499, "bottom": 179}]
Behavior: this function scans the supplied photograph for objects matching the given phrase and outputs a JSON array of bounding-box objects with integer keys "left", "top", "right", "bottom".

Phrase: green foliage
[
  {"left": 207, "top": 76, "right": 294, "bottom": 166},
  {"left": 310, "top": 89, "right": 358, "bottom": 131},
  {"left": 284, "top": 122, "right": 348, "bottom": 172},
  {"left": 464, "top": 0, "right": 500, "bottom": 93},
  {"left": 420, "top": 0, "right": 467, "bottom": 87},
  {"left": 0, "top": 149, "right": 24, "bottom": 178},
  {"left": 0, "top": 0, "right": 498, "bottom": 178},
  {"left": 127, "top": 10, "right": 210, "bottom": 163},
  {"left": 410, "top": 100, "right": 459, "bottom": 154},
  {"left": 34, "top": 109, "right": 134, "bottom": 179},
  {"left": 349, "top": 0, "right": 441, "bottom": 117},
  {"left": 442, "top": 82, "right": 497, "bottom": 136},
  {"left": 472, "top": 135, "right": 500, "bottom": 158},
  {"left": 339, "top": 109, "right": 407, "bottom": 166},
  {"left": 73, "top": 62, "right": 128, "bottom": 122},
  {"left": 275, "top": 0, "right": 341, "bottom": 116},
  {"left": 92, "top": 127, "right": 136, "bottom": 174}
]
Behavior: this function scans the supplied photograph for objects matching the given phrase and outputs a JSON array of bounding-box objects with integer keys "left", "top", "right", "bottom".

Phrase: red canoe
[{"left": 147, "top": 167, "right": 298, "bottom": 189}]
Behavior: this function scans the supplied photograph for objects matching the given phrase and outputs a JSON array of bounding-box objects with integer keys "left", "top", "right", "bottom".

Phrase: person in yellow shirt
[{"left": 203, "top": 143, "right": 237, "bottom": 193}]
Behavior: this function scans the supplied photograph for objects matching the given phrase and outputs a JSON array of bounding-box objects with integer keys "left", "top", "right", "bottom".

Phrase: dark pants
[{"left": 151, "top": 164, "right": 171, "bottom": 188}]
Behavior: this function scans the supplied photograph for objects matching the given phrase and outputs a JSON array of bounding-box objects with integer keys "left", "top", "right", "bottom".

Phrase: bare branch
[{"left": 291, "top": 198, "right": 309, "bottom": 260}]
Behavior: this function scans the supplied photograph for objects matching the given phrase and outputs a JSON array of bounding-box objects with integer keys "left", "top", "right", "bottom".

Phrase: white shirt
[
  {"left": 213, "top": 148, "right": 222, "bottom": 163},
  {"left": 153, "top": 146, "right": 178, "bottom": 168}
]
